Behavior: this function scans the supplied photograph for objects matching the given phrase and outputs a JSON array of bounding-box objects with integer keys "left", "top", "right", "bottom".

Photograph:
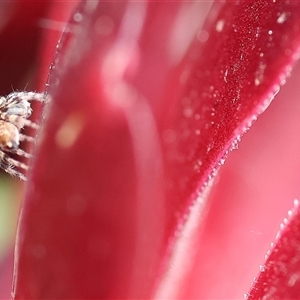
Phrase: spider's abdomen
[{"left": 0, "top": 120, "right": 19, "bottom": 150}]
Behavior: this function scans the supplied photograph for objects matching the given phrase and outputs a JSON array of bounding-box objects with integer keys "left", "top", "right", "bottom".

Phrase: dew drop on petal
[
  {"left": 197, "top": 29, "right": 209, "bottom": 43},
  {"left": 183, "top": 107, "right": 194, "bottom": 118},
  {"left": 193, "top": 159, "right": 203, "bottom": 172},
  {"left": 277, "top": 12, "right": 288, "bottom": 24},
  {"left": 215, "top": 19, "right": 225, "bottom": 32},
  {"left": 288, "top": 273, "right": 300, "bottom": 287},
  {"left": 73, "top": 12, "right": 83, "bottom": 22},
  {"left": 259, "top": 264, "right": 265, "bottom": 272}
]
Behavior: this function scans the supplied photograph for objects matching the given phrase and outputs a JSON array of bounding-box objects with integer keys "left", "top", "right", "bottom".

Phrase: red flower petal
[
  {"left": 180, "top": 61, "right": 300, "bottom": 299},
  {"left": 156, "top": 1, "right": 300, "bottom": 297},
  {"left": 12, "top": 1, "right": 300, "bottom": 299},
  {"left": 0, "top": 252, "right": 14, "bottom": 299},
  {"left": 247, "top": 200, "right": 300, "bottom": 299},
  {"left": 164, "top": 0, "right": 300, "bottom": 210}
]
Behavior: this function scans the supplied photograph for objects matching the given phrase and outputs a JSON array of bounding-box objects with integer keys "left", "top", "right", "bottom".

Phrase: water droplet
[
  {"left": 73, "top": 12, "right": 83, "bottom": 22},
  {"left": 280, "top": 76, "right": 286, "bottom": 85},
  {"left": 197, "top": 29, "right": 209, "bottom": 42},
  {"left": 259, "top": 264, "right": 265, "bottom": 272},
  {"left": 223, "top": 69, "right": 228, "bottom": 82},
  {"left": 288, "top": 273, "right": 300, "bottom": 286},
  {"left": 277, "top": 12, "right": 288, "bottom": 24},
  {"left": 219, "top": 158, "right": 225, "bottom": 165},
  {"left": 193, "top": 159, "right": 203, "bottom": 172},
  {"left": 255, "top": 78, "right": 261, "bottom": 86},
  {"left": 216, "top": 19, "right": 225, "bottom": 32},
  {"left": 254, "top": 61, "right": 266, "bottom": 86},
  {"left": 258, "top": 85, "right": 280, "bottom": 114},
  {"left": 183, "top": 107, "right": 193, "bottom": 118}
]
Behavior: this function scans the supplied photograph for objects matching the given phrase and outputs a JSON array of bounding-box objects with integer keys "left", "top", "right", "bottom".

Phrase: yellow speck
[{"left": 55, "top": 113, "right": 85, "bottom": 149}]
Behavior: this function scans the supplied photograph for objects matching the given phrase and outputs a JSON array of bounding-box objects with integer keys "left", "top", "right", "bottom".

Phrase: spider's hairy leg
[
  {"left": 0, "top": 114, "right": 40, "bottom": 129},
  {"left": 19, "top": 133, "right": 35, "bottom": 143},
  {"left": 4, "top": 168, "right": 26, "bottom": 181},
  {"left": 13, "top": 148, "right": 31, "bottom": 159},
  {"left": 1, "top": 91, "right": 47, "bottom": 123},
  {"left": 2, "top": 91, "right": 47, "bottom": 119},
  {"left": 22, "top": 119, "right": 39, "bottom": 129},
  {"left": 6, "top": 91, "right": 47, "bottom": 103},
  {"left": 0, "top": 150, "right": 27, "bottom": 181}
]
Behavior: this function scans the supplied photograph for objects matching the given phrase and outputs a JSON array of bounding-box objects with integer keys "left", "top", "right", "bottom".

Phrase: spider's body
[
  {"left": 0, "top": 92, "right": 46, "bottom": 180},
  {"left": 0, "top": 120, "right": 19, "bottom": 149}
]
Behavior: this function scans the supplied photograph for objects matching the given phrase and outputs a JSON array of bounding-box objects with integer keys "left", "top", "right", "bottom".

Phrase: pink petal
[
  {"left": 0, "top": 252, "right": 14, "bottom": 299},
  {"left": 12, "top": 1, "right": 300, "bottom": 299},
  {"left": 247, "top": 200, "right": 300, "bottom": 299},
  {"left": 181, "top": 60, "right": 300, "bottom": 299}
]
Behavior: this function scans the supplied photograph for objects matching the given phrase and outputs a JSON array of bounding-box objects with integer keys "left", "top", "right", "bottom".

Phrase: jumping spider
[{"left": 0, "top": 91, "right": 47, "bottom": 180}]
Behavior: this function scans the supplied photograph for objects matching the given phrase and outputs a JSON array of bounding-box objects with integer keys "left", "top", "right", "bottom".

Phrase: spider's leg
[
  {"left": 7, "top": 91, "right": 47, "bottom": 103},
  {"left": 3, "top": 145, "right": 32, "bottom": 159},
  {"left": 4, "top": 156, "right": 28, "bottom": 171},
  {"left": 14, "top": 148, "right": 31, "bottom": 159},
  {"left": 19, "top": 133, "right": 35, "bottom": 143},
  {"left": 0, "top": 151, "right": 27, "bottom": 180},
  {"left": 0, "top": 113, "right": 39, "bottom": 129},
  {"left": 4, "top": 167, "right": 26, "bottom": 181},
  {"left": 22, "top": 119, "right": 39, "bottom": 129},
  {"left": 4, "top": 167, "right": 27, "bottom": 181}
]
